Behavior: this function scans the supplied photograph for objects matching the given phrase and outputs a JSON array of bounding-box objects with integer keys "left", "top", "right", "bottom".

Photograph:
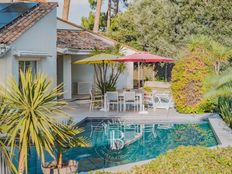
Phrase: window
[{"left": 19, "top": 61, "right": 37, "bottom": 76}]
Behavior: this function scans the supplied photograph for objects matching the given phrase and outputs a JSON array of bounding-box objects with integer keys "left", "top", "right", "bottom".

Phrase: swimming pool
[{"left": 28, "top": 119, "right": 218, "bottom": 173}]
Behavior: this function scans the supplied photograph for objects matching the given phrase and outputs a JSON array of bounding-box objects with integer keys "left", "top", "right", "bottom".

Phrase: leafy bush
[
  {"left": 131, "top": 146, "right": 232, "bottom": 174},
  {"left": 171, "top": 55, "right": 214, "bottom": 113},
  {"left": 95, "top": 146, "right": 232, "bottom": 174},
  {"left": 218, "top": 97, "right": 232, "bottom": 128}
]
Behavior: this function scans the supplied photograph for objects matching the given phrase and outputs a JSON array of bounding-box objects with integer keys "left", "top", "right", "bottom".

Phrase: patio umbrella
[
  {"left": 74, "top": 53, "right": 119, "bottom": 64},
  {"left": 114, "top": 52, "right": 175, "bottom": 87},
  {"left": 74, "top": 53, "right": 120, "bottom": 94}
]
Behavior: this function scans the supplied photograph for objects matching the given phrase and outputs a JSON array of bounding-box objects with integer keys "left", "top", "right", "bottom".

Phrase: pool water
[{"left": 28, "top": 119, "right": 218, "bottom": 173}]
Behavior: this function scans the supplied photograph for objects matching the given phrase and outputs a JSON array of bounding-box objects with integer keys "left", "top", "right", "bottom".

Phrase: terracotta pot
[{"left": 42, "top": 160, "right": 78, "bottom": 174}]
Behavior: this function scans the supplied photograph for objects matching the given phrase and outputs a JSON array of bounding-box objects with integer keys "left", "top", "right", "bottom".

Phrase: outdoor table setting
[{"left": 101, "top": 89, "right": 143, "bottom": 112}]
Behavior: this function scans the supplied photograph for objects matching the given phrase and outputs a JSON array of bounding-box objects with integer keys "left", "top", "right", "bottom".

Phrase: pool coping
[{"left": 75, "top": 113, "right": 232, "bottom": 173}]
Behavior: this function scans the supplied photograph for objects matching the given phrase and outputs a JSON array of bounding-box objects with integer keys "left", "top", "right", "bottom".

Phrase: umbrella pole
[
  {"left": 138, "top": 62, "right": 140, "bottom": 88},
  {"left": 142, "top": 62, "right": 144, "bottom": 87},
  {"left": 165, "top": 63, "right": 167, "bottom": 82}
]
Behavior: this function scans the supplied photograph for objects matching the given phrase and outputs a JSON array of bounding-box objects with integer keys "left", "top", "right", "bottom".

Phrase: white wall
[
  {"left": 71, "top": 55, "right": 94, "bottom": 94},
  {"left": 0, "top": 9, "right": 57, "bottom": 87},
  {"left": 63, "top": 55, "right": 72, "bottom": 99},
  {"left": 116, "top": 47, "right": 137, "bottom": 89}
]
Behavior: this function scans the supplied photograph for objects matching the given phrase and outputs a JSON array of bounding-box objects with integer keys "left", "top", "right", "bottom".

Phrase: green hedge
[
  {"left": 95, "top": 146, "right": 232, "bottom": 174},
  {"left": 171, "top": 55, "right": 214, "bottom": 113}
]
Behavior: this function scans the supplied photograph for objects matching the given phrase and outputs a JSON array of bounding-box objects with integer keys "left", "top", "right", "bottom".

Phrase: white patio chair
[
  {"left": 123, "top": 91, "right": 138, "bottom": 111},
  {"left": 152, "top": 92, "right": 173, "bottom": 110},
  {"left": 106, "top": 91, "right": 119, "bottom": 112},
  {"left": 89, "top": 89, "right": 103, "bottom": 111}
]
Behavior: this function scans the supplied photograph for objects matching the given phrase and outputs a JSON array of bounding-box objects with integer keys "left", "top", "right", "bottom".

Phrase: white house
[
  {"left": 0, "top": 2, "right": 57, "bottom": 87},
  {"left": 57, "top": 18, "right": 136, "bottom": 99},
  {"left": 0, "top": 2, "right": 137, "bottom": 101}
]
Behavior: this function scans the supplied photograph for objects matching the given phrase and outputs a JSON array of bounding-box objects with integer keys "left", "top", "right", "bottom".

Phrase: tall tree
[
  {"left": 93, "top": 0, "right": 102, "bottom": 32},
  {"left": 83, "top": 0, "right": 128, "bottom": 31},
  {"left": 62, "top": 0, "right": 71, "bottom": 20},
  {"left": 107, "top": 0, "right": 112, "bottom": 31},
  {"left": 108, "top": 0, "right": 232, "bottom": 57}
]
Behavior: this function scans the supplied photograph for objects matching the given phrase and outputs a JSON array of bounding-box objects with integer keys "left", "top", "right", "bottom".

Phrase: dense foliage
[
  {"left": 95, "top": 146, "right": 232, "bottom": 174},
  {"left": 171, "top": 36, "right": 232, "bottom": 113},
  {"left": 206, "top": 68, "right": 232, "bottom": 128},
  {"left": 108, "top": 0, "right": 232, "bottom": 57},
  {"left": 171, "top": 55, "right": 213, "bottom": 113},
  {"left": 130, "top": 146, "right": 232, "bottom": 174}
]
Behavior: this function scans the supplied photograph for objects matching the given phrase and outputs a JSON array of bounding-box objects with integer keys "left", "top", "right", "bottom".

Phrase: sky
[{"left": 51, "top": 0, "right": 107, "bottom": 25}]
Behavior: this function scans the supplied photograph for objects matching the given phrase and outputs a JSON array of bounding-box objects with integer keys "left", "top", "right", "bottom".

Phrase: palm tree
[
  {"left": 187, "top": 36, "right": 232, "bottom": 75},
  {"left": 93, "top": 0, "right": 102, "bottom": 33},
  {"left": 209, "top": 41, "right": 232, "bottom": 75},
  {"left": 0, "top": 70, "right": 72, "bottom": 174},
  {"left": 62, "top": 0, "right": 71, "bottom": 20},
  {"left": 107, "top": 0, "right": 112, "bottom": 31},
  {"left": 205, "top": 68, "right": 232, "bottom": 127},
  {"left": 206, "top": 68, "right": 232, "bottom": 98}
]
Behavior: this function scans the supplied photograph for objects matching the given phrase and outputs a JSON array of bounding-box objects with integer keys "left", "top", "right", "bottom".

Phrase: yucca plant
[
  {"left": 0, "top": 103, "right": 17, "bottom": 174},
  {"left": 54, "top": 118, "right": 88, "bottom": 169},
  {"left": 0, "top": 70, "right": 74, "bottom": 174}
]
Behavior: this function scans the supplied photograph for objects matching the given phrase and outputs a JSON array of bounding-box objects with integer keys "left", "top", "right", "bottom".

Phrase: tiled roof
[
  {"left": 0, "top": 2, "right": 57, "bottom": 44},
  {"left": 57, "top": 29, "right": 113, "bottom": 50}
]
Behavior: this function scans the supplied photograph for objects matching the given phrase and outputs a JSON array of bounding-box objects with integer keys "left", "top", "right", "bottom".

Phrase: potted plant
[{"left": 42, "top": 118, "right": 88, "bottom": 174}]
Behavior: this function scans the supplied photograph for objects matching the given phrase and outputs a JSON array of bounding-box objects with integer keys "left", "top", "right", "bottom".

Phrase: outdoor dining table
[{"left": 101, "top": 91, "right": 143, "bottom": 112}]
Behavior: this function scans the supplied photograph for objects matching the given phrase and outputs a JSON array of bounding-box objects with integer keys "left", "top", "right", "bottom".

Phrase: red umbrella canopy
[{"left": 115, "top": 52, "right": 175, "bottom": 63}]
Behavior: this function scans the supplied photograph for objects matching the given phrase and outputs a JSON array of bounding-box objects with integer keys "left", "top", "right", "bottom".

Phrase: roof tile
[
  {"left": 57, "top": 29, "right": 113, "bottom": 50},
  {"left": 0, "top": 2, "right": 57, "bottom": 44}
]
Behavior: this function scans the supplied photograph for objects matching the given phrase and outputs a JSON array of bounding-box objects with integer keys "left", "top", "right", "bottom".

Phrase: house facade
[
  {"left": 0, "top": 2, "right": 57, "bottom": 87},
  {"left": 57, "top": 18, "right": 136, "bottom": 99},
  {"left": 0, "top": 2, "right": 136, "bottom": 100}
]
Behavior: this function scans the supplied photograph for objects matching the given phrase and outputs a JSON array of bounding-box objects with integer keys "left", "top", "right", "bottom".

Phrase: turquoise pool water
[{"left": 28, "top": 119, "right": 217, "bottom": 173}]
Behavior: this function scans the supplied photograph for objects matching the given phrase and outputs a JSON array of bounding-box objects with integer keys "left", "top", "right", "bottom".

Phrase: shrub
[
  {"left": 171, "top": 54, "right": 214, "bottom": 113},
  {"left": 131, "top": 146, "right": 232, "bottom": 174},
  {"left": 218, "top": 97, "right": 232, "bottom": 128},
  {"left": 95, "top": 146, "right": 232, "bottom": 174}
]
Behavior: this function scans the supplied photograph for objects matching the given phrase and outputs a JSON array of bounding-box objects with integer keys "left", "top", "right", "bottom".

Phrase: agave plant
[{"left": 0, "top": 70, "right": 74, "bottom": 174}]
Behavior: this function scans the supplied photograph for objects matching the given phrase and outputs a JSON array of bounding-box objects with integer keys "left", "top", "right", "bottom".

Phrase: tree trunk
[
  {"left": 113, "top": 0, "right": 119, "bottom": 15},
  {"left": 62, "top": 0, "right": 71, "bottom": 20},
  {"left": 93, "top": 0, "right": 102, "bottom": 33},
  {"left": 107, "top": 0, "right": 111, "bottom": 31},
  {"left": 18, "top": 150, "right": 25, "bottom": 174},
  {"left": 57, "top": 152, "right": 63, "bottom": 168}
]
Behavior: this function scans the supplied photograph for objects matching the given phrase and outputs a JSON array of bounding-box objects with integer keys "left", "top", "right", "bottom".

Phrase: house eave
[
  {"left": 57, "top": 48, "right": 93, "bottom": 55},
  {"left": 13, "top": 50, "right": 51, "bottom": 57}
]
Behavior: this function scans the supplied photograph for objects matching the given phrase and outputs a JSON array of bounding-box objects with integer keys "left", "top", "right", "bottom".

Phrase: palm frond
[{"left": 0, "top": 70, "right": 71, "bottom": 174}]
